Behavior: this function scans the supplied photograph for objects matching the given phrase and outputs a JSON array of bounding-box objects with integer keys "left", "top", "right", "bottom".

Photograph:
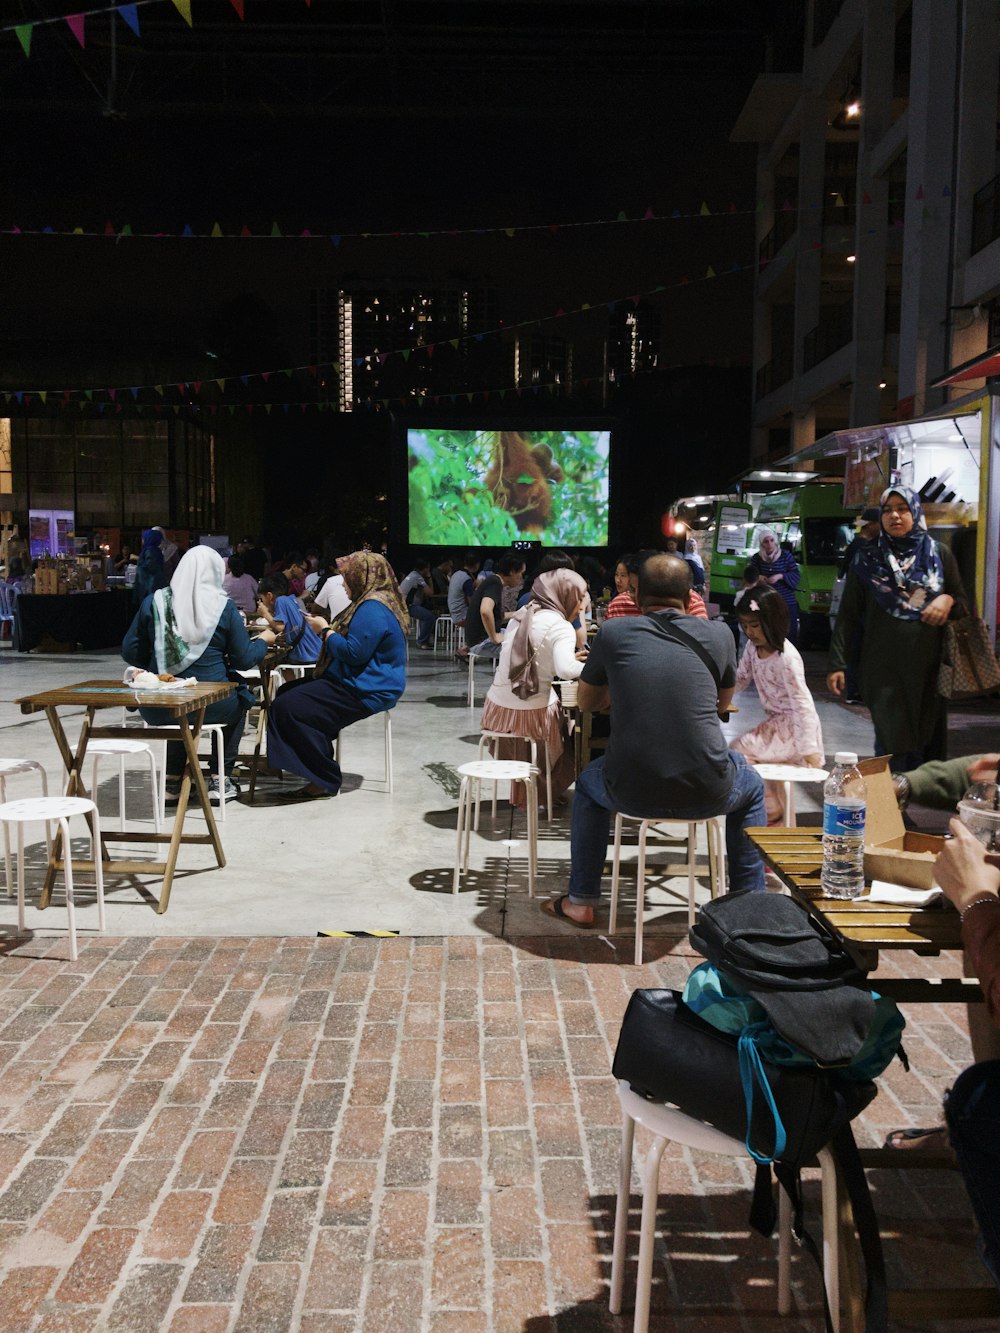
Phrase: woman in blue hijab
[
  {"left": 827, "top": 484, "right": 967, "bottom": 769},
  {"left": 132, "top": 528, "right": 168, "bottom": 607}
]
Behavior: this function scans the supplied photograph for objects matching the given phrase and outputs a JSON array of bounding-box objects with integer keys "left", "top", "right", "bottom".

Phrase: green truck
[{"left": 707, "top": 481, "right": 855, "bottom": 648}]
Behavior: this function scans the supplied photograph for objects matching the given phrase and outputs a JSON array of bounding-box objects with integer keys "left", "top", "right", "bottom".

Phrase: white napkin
[
  {"left": 866, "top": 879, "right": 943, "bottom": 907},
  {"left": 132, "top": 671, "right": 197, "bottom": 691}
]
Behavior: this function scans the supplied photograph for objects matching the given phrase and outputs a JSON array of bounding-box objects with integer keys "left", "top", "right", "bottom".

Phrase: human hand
[
  {"left": 827, "top": 671, "right": 845, "bottom": 696},
  {"left": 259, "top": 629, "right": 277, "bottom": 647},
  {"left": 804, "top": 753, "right": 824, "bottom": 768},
  {"left": 935, "top": 818, "right": 1000, "bottom": 910},
  {"left": 768, "top": 573, "right": 783, "bottom": 585},
  {"left": 920, "top": 594, "right": 953, "bottom": 626},
  {"left": 304, "top": 613, "right": 327, "bottom": 634},
  {"left": 967, "top": 755, "right": 1000, "bottom": 785}
]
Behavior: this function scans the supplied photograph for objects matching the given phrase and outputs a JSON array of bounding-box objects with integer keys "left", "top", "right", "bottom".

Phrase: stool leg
[
  {"left": 464, "top": 778, "right": 475, "bottom": 872},
  {"left": 214, "top": 729, "right": 226, "bottom": 823},
  {"left": 467, "top": 657, "right": 475, "bottom": 708},
  {"left": 634, "top": 1133, "right": 669, "bottom": 1333},
  {"left": 0, "top": 776, "right": 11, "bottom": 898},
  {"left": 92, "top": 808, "right": 106, "bottom": 935},
  {"left": 544, "top": 746, "right": 553, "bottom": 823},
  {"left": 39, "top": 768, "right": 51, "bottom": 862},
  {"left": 784, "top": 780, "right": 796, "bottom": 828},
  {"left": 817, "top": 1145, "right": 841, "bottom": 1333},
  {"left": 118, "top": 755, "right": 127, "bottom": 830},
  {"left": 384, "top": 713, "right": 393, "bottom": 793},
  {"left": 60, "top": 817, "right": 77, "bottom": 962},
  {"left": 453, "top": 777, "right": 469, "bottom": 893},
  {"left": 609, "top": 813, "right": 624, "bottom": 935},
  {"left": 146, "top": 749, "right": 161, "bottom": 832},
  {"left": 634, "top": 822, "right": 649, "bottom": 967},
  {"left": 609, "top": 1109, "right": 636, "bottom": 1315},
  {"left": 91, "top": 755, "right": 100, "bottom": 823},
  {"left": 526, "top": 773, "right": 537, "bottom": 899},
  {"left": 16, "top": 821, "right": 25, "bottom": 936},
  {"left": 777, "top": 1174, "right": 792, "bottom": 1314},
  {"left": 687, "top": 822, "right": 698, "bottom": 928}
]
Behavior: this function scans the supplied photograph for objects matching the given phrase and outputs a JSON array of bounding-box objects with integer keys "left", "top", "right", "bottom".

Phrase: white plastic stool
[
  {"left": 751, "top": 763, "right": 829, "bottom": 827},
  {"left": 0, "top": 797, "right": 106, "bottom": 962},
  {"left": 610, "top": 813, "right": 727, "bottom": 963},
  {"left": 610, "top": 1079, "right": 840, "bottom": 1333},
  {"left": 478, "top": 731, "right": 554, "bottom": 823},
  {"left": 334, "top": 710, "right": 394, "bottom": 792},
  {"left": 152, "top": 723, "right": 228, "bottom": 821},
  {"left": 0, "top": 759, "right": 50, "bottom": 896},
  {"left": 467, "top": 646, "right": 500, "bottom": 709},
  {"left": 434, "top": 615, "right": 454, "bottom": 651},
  {"left": 272, "top": 663, "right": 310, "bottom": 688},
  {"left": 88, "top": 739, "right": 162, "bottom": 833},
  {"left": 453, "top": 759, "right": 538, "bottom": 896}
]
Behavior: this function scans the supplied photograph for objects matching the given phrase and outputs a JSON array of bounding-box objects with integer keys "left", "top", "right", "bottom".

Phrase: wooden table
[
  {"left": 18, "top": 679, "right": 234, "bottom": 914},
  {"left": 748, "top": 826, "right": 1000, "bottom": 1327}
]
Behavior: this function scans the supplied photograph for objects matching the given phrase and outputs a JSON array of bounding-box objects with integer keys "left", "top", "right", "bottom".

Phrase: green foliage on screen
[{"left": 407, "top": 428, "right": 610, "bottom": 546}]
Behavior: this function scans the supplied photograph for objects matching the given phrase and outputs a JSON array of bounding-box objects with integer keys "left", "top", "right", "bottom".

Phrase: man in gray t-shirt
[{"left": 543, "top": 554, "right": 766, "bottom": 928}]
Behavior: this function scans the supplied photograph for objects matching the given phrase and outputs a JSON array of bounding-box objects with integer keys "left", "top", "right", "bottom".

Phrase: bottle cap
[{"left": 834, "top": 751, "right": 858, "bottom": 766}]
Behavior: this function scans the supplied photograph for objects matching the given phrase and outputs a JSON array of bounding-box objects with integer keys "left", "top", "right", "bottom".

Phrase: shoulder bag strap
[{"left": 645, "top": 610, "right": 724, "bottom": 692}]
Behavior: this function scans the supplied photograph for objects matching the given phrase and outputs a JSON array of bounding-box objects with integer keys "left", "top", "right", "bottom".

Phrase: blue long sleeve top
[
  {"left": 321, "top": 600, "right": 407, "bottom": 711},
  {"left": 274, "top": 594, "right": 323, "bottom": 664},
  {"left": 122, "top": 596, "right": 267, "bottom": 682}
]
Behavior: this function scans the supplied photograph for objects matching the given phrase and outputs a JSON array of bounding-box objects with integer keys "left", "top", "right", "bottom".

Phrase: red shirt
[{"left": 605, "top": 591, "right": 708, "bottom": 619}]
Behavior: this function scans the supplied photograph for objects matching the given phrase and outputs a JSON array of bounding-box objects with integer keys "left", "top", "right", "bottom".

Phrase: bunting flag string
[
  {"left": 0, "top": 256, "right": 755, "bottom": 406},
  {"left": 0, "top": 190, "right": 951, "bottom": 247},
  {"left": 0, "top": 0, "right": 317, "bottom": 53}
]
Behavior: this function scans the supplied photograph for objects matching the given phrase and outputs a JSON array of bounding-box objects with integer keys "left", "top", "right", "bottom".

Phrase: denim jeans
[
  {"left": 410, "top": 603, "right": 436, "bottom": 645},
  {"left": 567, "top": 751, "right": 766, "bottom": 904},
  {"left": 945, "top": 1059, "right": 1000, "bottom": 1288}
]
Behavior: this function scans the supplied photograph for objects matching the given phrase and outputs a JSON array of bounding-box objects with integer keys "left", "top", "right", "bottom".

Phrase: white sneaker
[{"left": 208, "top": 777, "right": 240, "bottom": 804}]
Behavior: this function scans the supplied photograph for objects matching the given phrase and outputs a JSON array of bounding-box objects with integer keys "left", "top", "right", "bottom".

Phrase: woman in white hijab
[{"left": 123, "top": 545, "right": 275, "bottom": 805}]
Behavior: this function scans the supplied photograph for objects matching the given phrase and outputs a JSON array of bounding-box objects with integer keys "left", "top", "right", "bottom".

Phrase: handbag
[
  {"left": 611, "top": 988, "right": 875, "bottom": 1170},
  {"left": 938, "top": 615, "right": 1000, "bottom": 700}
]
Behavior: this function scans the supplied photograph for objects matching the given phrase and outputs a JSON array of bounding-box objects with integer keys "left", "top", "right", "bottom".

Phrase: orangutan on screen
[{"left": 484, "top": 431, "right": 564, "bottom": 533}]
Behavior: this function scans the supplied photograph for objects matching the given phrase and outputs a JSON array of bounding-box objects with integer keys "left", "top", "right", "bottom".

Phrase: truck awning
[
  {"left": 930, "top": 345, "right": 1000, "bottom": 388},
  {"left": 775, "top": 412, "right": 981, "bottom": 466}
]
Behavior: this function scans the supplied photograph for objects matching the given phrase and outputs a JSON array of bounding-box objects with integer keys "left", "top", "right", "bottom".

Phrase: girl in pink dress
[{"left": 732, "top": 589, "right": 824, "bottom": 822}]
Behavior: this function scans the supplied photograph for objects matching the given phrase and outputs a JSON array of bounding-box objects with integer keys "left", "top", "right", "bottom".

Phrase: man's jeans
[
  {"left": 568, "top": 751, "right": 766, "bottom": 904},
  {"left": 410, "top": 603, "right": 436, "bottom": 645}
]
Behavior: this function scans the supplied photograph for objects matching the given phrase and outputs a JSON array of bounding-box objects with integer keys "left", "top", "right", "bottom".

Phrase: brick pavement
[{"left": 0, "top": 932, "right": 996, "bottom": 1333}]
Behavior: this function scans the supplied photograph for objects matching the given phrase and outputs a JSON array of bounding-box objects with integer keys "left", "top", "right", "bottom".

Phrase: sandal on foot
[
  {"left": 883, "top": 1125, "right": 951, "bottom": 1153},
  {"left": 541, "top": 895, "right": 596, "bottom": 930}
]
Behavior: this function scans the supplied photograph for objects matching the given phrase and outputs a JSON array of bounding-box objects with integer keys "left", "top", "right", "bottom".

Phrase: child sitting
[{"left": 732, "top": 588, "right": 824, "bottom": 823}]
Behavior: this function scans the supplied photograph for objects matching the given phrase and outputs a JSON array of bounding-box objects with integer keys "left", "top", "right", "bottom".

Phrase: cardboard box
[{"left": 858, "top": 756, "right": 944, "bottom": 890}]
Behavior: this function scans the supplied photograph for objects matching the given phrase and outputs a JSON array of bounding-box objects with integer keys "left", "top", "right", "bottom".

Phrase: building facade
[{"left": 733, "top": 0, "right": 1000, "bottom": 462}]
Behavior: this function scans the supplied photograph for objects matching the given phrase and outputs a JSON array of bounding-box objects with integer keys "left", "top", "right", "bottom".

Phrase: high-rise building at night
[
  {"left": 606, "top": 300, "right": 661, "bottom": 386},
  {"left": 513, "top": 332, "right": 574, "bottom": 395},
  {"left": 310, "top": 278, "right": 506, "bottom": 411}
]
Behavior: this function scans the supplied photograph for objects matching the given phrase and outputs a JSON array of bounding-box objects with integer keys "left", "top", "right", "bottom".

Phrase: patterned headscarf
[
  {"left": 852, "top": 484, "right": 944, "bottom": 621},
  {"left": 331, "top": 552, "right": 409, "bottom": 636},
  {"left": 507, "top": 568, "right": 587, "bottom": 701}
]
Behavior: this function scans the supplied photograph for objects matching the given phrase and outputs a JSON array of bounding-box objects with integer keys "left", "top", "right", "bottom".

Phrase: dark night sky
[{"left": 0, "top": 1, "right": 805, "bottom": 530}]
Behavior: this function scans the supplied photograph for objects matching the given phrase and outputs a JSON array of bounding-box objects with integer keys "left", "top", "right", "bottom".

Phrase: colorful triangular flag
[
  {"left": 14, "top": 24, "right": 32, "bottom": 57},
  {"left": 171, "top": 0, "right": 193, "bottom": 27},
  {"left": 229, "top": 0, "right": 245, "bottom": 17},
  {"left": 119, "top": 4, "right": 140, "bottom": 37},
  {"left": 66, "top": 14, "right": 86, "bottom": 48}
]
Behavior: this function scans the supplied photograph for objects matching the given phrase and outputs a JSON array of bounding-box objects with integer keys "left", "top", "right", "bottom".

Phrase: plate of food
[{"left": 129, "top": 671, "right": 197, "bottom": 691}]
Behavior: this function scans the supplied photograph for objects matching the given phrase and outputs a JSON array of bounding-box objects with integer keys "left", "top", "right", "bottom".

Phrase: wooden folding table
[{"left": 18, "top": 678, "right": 234, "bottom": 914}]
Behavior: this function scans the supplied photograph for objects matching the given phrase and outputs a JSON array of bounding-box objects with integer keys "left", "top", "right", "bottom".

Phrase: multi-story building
[
  {"left": 513, "top": 332, "right": 574, "bottom": 395},
  {"left": 310, "top": 278, "right": 506, "bottom": 411},
  {"left": 733, "top": 0, "right": 1000, "bottom": 463},
  {"left": 606, "top": 299, "right": 661, "bottom": 387}
]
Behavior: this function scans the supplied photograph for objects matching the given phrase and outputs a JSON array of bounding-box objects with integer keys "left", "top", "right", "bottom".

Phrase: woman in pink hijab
[{"left": 481, "top": 568, "right": 588, "bottom": 809}]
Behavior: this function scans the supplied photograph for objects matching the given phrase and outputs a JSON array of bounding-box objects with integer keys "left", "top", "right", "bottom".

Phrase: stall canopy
[
  {"left": 930, "top": 344, "right": 1000, "bottom": 388},
  {"left": 775, "top": 411, "right": 981, "bottom": 467}
]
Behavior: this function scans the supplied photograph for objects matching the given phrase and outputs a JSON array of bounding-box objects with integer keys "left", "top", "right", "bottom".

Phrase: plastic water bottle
[{"left": 821, "top": 751, "right": 866, "bottom": 899}]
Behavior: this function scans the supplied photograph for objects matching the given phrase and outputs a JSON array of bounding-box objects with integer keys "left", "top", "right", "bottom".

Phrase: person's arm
[
  {"left": 321, "top": 602, "right": 390, "bottom": 669},
  {"left": 827, "top": 570, "right": 863, "bottom": 692},
  {"left": 122, "top": 601, "right": 154, "bottom": 669},
  {"left": 223, "top": 601, "right": 272, "bottom": 669},
  {"left": 777, "top": 554, "right": 801, "bottom": 590},
  {"left": 921, "top": 544, "right": 964, "bottom": 627},
  {"left": 578, "top": 631, "right": 610, "bottom": 711},
  {"left": 734, "top": 644, "right": 753, "bottom": 694},
  {"left": 478, "top": 596, "right": 501, "bottom": 644},
  {"left": 550, "top": 622, "right": 584, "bottom": 679},
  {"left": 935, "top": 819, "right": 1000, "bottom": 1024}
]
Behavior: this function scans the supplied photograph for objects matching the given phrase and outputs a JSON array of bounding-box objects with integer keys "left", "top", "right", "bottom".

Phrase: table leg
[
  {"left": 41, "top": 705, "right": 104, "bottom": 910},
  {"left": 156, "top": 709, "right": 225, "bottom": 915}
]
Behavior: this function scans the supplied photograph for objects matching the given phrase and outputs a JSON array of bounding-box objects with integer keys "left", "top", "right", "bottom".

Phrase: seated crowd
[{"left": 118, "top": 532, "right": 1000, "bottom": 1290}]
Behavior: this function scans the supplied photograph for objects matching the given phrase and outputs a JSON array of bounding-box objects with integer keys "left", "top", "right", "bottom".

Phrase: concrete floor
[{"left": 0, "top": 642, "right": 992, "bottom": 947}]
